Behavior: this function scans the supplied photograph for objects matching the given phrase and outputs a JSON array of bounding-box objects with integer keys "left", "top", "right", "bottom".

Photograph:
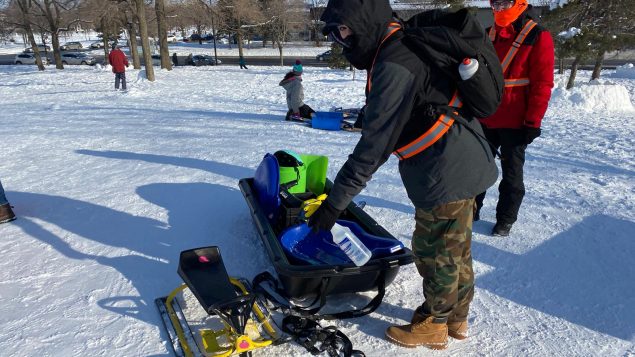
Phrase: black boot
[
  {"left": 0, "top": 203, "right": 16, "bottom": 224},
  {"left": 492, "top": 222, "right": 512, "bottom": 236}
]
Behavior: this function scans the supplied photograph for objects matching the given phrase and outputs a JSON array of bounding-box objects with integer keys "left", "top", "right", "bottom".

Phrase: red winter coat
[
  {"left": 479, "top": 13, "right": 554, "bottom": 129},
  {"left": 108, "top": 49, "right": 129, "bottom": 73}
]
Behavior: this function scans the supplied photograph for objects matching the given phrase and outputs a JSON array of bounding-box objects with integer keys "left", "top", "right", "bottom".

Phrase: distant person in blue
[
  {"left": 239, "top": 56, "right": 248, "bottom": 69},
  {"left": 0, "top": 180, "right": 16, "bottom": 224},
  {"left": 279, "top": 59, "right": 314, "bottom": 121}
]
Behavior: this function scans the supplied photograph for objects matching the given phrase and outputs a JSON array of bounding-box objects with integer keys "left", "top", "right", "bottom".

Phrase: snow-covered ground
[{"left": 0, "top": 60, "right": 634, "bottom": 357}]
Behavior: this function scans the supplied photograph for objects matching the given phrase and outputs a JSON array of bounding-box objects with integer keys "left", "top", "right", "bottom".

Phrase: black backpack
[{"left": 401, "top": 9, "right": 504, "bottom": 118}]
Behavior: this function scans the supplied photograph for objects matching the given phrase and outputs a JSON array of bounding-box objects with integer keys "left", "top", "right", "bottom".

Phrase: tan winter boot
[
  {"left": 412, "top": 308, "right": 468, "bottom": 340},
  {"left": 385, "top": 316, "right": 448, "bottom": 350},
  {"left": 0, "top": 203, "right": 16, "bottom": 224},
  {"left": 447, "top": 320, "right": 468, "bottom": 340}
]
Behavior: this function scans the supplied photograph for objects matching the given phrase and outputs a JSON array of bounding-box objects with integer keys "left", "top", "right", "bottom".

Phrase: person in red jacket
[
  {"left": 108, "top": 44, "right": 129, "bottom": 91},
  {"left": 475, "top": 0, "right": 554, "bottom": 236}
]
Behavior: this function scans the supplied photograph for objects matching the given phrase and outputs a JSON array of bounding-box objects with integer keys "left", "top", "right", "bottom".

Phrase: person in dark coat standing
[
  {"left": 172, "top": 52, "right": 178, "bottom": 66},
  {"left": 108, "top": 44, "right": 129, "bottom": 91},
  {"left": 475, "top": 0, "right": 555, "bottom": 236},
  {"left": 308, "top": 0, "right": 497, "bottom": 350}
]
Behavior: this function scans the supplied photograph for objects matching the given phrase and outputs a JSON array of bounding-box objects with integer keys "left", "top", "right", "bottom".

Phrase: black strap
[
  {"left": 281, "top": 316, "right": 366, "bottom": 357},
  {"left": 252, "top": 270, "right": 386, "bottom": 320}
]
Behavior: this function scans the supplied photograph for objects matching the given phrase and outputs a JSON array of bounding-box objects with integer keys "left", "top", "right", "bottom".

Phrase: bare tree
[
  {"left": 31, "top": 0, "right": 83, "bottom": 69},
  {"left": 132, "top": 0, "right": 154, "bottom": 80},
  {"left": 155, "top": 0, "right": 172, "bottom": 69},
  {"left": 307, "top": 0, "right": 327, "bottom": 46},
  {"left": 82, "top": 0, "right": 127, "bottom": 65},
  {"left": 263, "top": 0, "right": 304, "bottom": 65},
  {"left": 217, "top": 0, "right": 263, "bottom": 64},
  {"left": 126, "top": 10, "right": 141, "bottom": 68},
  {"left": 11, "top": 0, "right": 46, "bottom": 70}
]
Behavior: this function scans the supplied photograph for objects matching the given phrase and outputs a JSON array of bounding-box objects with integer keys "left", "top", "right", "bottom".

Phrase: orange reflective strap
[
  {"left": 393, "top": 93, "right": 463, "bottom": 160},
  {"left": 504, "top": 78, "right": 530, "bottom": 87},
  {"left": 366, "top": 22, "right": 402, "bottom": 93},
  {"left": 500, "top": 20, "right": 537, "bottom": 74}
]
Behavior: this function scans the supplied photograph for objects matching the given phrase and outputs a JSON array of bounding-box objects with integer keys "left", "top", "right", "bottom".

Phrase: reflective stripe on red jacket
[
  {"left": 108, "top": 49, "right": 129, "bottom": 73},
  {"left": 479, "top": 14, "right": 554, "bottom": 129}
]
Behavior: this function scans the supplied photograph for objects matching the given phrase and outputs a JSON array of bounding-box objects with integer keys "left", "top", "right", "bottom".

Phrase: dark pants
[
  {"left": 476, "top": 128, "right": 527, "bottom": 225},
  {"left": 115, "top": 72, "right": 126, "bottom": 90},
  {"left": 285, "top": 104, "right": 315, "bottom": 121}
]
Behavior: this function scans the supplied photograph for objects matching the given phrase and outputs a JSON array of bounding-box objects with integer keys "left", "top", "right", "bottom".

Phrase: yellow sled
[{"left": 156, "top": 247, "right": 279, "bottom": 357}]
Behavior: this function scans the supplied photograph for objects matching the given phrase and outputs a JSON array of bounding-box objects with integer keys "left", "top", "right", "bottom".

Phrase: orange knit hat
[{"left": 493, "top": 0, "right": 528, "bottom": 27}]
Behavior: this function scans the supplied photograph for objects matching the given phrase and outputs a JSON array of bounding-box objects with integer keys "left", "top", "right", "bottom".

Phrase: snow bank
[
  {"left": 608, "top": 63, "right": 635, "bottom": 80},
  {"left": 550, "top": 79, "right": 635, "bottom": 112}
]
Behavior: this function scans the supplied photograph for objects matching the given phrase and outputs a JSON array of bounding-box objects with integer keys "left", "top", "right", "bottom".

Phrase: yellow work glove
[{"left": 301, "top": 194, "right": 328, "bottom": 219}]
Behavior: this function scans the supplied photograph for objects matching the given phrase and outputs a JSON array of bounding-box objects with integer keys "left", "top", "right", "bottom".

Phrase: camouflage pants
[{"left": 411, "top": 198, "right": 475, "bottom": 322}]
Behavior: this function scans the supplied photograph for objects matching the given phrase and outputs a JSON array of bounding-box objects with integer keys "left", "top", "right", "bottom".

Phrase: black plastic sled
[{"left": 238, "top": 177, "right": 413, "bottom": 314}]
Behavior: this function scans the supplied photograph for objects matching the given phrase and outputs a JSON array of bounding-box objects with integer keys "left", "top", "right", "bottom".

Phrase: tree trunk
[
  {"left": 28, "top": 27, "right": 45, "bottom": 71},
  {"left": 155, "top": 0, "right": 172, "bottom": 70},
  {"left": 103, "top": 38, "right": 110, "bottom": 65},
  {"left": 39, "top": 0, "right": 63, "bottom": 69},
  {"left": 17, "top": 0, "right": 45, "bottom": 71},
  {"left": 50, "top": 31, "right": 63, "bottom": 69},
  {"left": 591, "top": 52, "right": 604, "bottom": 80},
  {"left": 135, "top": 0, "right": 155, "bottom": 81},
  {"left": 277, "top": 41, "right": 283, "bottom": 66},
  {"left": 101, "top": 18, "right": 110, "bottom": 65},
  {"left": 237, "top": 32, "right": 244, "bottom": 59},
  {"left": 128, "top": 22, "right": 140, "bottom": 69},
  {"left": 558, "top": 58, "right": 564, "bottom": 75},
  {"left": 566, "top": 56, "right": 580, "bottom": 90}
]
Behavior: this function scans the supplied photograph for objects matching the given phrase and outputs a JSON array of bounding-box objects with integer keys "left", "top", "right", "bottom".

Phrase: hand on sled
[{"left": 308, "top": 200, "right": 341, "bottom": 233}]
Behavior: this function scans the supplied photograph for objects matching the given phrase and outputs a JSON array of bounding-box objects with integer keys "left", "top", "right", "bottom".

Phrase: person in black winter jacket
[{"left": 307, "top": 0, "right": 497, "bottom": 350}]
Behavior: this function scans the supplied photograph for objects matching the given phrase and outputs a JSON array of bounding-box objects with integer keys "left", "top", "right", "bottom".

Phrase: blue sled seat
[{"left": 280, "top": 219, "right": 404, "bottom": 266}]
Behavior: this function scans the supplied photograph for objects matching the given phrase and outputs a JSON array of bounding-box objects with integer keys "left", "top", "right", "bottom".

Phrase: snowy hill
[{"left": 0, "top": 62, "right": 634, "bottom": 356}]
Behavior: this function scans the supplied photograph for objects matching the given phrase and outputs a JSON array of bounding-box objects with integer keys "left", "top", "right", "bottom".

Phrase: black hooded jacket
[{"left": 321, "top": 0, "right": 497, "bottom": 210}]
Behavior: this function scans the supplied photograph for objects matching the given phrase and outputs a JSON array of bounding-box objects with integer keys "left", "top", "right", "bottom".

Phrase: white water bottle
[
  {"left": 331, "top": 223, "right": 372, "bottom": 266},
  {"left": 458, "top": 58, "right": 479, "bottom": 80}
]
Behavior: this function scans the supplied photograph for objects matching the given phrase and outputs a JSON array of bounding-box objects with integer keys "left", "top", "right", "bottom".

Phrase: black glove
[
  {"left": 307, "top": 200, "right": 342, "bottom": 233},
  {"left": 524, "top": 126, "right": 541, "bottom": 145}
]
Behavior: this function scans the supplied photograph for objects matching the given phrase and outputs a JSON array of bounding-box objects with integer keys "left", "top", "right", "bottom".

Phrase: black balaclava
[{"left": 320, "top": 0, "right": 393, "bottom": 70}]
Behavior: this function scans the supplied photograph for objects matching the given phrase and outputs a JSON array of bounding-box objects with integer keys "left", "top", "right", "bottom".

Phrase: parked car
[
  {"left": 90, "top": 40, "right": 114, "bottom": 49},
  {"left": 60, "top": 41, "right": 83, "bottom": 51},
  {"left": 151, "top": 54, "right": 161, "bottom": 66},
  {"left": 14, "top": 53, "right": 49, "bottom": 65},
  {"left": 188, "top": 55, "right": 221, "bottom": 66},
  {"left": 60, "top": 52, "right": 96, "bottom": 65},
  {"left": 166, "top": 34, "right": 178, "bottom": 43},
  {"left": 23, "top": 44, "right": 51, "bottom": 53},
  {"left": 316, "top": 50, "right": 332, "bottom": 61}
]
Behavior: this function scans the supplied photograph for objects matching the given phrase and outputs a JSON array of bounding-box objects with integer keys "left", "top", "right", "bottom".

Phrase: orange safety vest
[{"left": 489, "top": 19, "right": 537, "bottom": 88}]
